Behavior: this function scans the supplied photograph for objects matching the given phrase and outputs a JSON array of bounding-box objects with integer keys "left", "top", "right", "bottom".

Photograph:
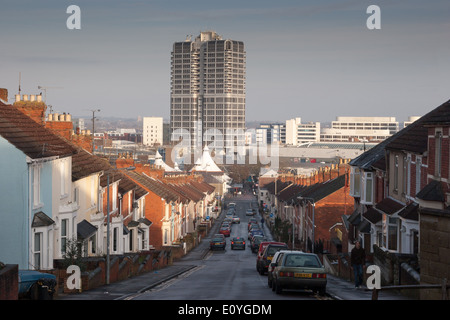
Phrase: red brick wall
[
  {"left": 0, "top": 88, "right": 7, "bottom": 102},
  {"left": 143, "top": 191, "right": 165, "bottom": 249},
  {"left": 0, "top": 264, "right": 18, "bottom": 300},
  {"left": 71, "top": 135, "right": 93, "bottom": 152},
  {"left": 375, "top": 170, "right": 385, "bottom": 203},
  {"left": 314, "top": 187, "right": 353, "bottom": 244},
  {"left": 14, "top": 101, "right": 47, "bottom": 125},
  {"left": 45, "top": 120, "right": 73, "bottom": 140}
]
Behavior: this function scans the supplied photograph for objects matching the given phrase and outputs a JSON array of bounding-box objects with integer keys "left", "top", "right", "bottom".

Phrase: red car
[
  {"left": 219, "top": 226, "right": 231, "bottom": 237},
  {"left": 256, "top": 241, "right": 287, "bottom": 273}
]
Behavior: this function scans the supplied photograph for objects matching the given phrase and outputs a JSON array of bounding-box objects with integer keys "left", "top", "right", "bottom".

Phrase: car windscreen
[
  {"left": 266, "top": 246, "right": 287, "bottom": 256},
  {"left": 212, "top": 238, "right": 224, "bottom": 242},
  {"left": 284, "top": 254, "right": 321, "bottom": 268}
]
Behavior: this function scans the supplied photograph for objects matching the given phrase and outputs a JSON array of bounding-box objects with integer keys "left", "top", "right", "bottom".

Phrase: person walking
[{"left": 351, "top": 240, "right": 366, "bottom": 288}]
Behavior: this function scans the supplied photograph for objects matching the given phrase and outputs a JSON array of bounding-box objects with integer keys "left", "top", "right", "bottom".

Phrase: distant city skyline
[{"left": 1, "top": 0, "right": 449, "bottom": 124}]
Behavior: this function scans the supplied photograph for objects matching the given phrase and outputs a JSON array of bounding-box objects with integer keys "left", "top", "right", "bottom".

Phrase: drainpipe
[{"left": 106, "top": 174, "right": 110, "bottom": 285}]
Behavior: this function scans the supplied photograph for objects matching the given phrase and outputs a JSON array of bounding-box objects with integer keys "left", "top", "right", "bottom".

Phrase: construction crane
[{"left": 37, "top": 85, "right": 63, "bottom": 103}]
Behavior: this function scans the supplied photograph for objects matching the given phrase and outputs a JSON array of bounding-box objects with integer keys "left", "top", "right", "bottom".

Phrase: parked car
[
  {"left": 250, "top": 235, "right": 267, "bottom": 253},
  {"left": 248, "top": 217, "right": 258, "bottom": 226},
  {"left": 249, "top": 228, "right": 264, "bottom": 240},
  {"left": 210, "top": 234, "right": 226, "bottom": 250},
  {"left": 248, "top": 223, "right": 260, "bottom": 232},
  {"left": 246, "top": 209, "right": 255, "bottom": 216},
  {"left": 228, "top": 202, "right": 236, "bottom": 209},
  {"left": 232, "top": 215, "right": 240, "bottom": 224},
  {"left": 231, "top": 237, "right": 246, "bottom": 250},
  {"left": 267, "top": 250, "right": 292, "bottom": 288},
  {"left": 257, "top": 242, "right": 289, "bottom": 275},
  {"left": 18, "top": 270, "right": 57, "bottom": 300},
  {"left": 256, "top": 241, "right": 286, "bottom": 272},
  {"left": 271, "top": 251, "right": 327, "bottom": 295}
]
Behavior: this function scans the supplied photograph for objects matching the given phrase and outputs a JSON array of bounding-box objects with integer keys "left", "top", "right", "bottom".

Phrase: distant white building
[
  {"left": 285, "top": 118, "right": 321, "bottom": 146},
  {"left": 403, "top": 116, "right": 421, "bottom": 128},
  {"left": 143, "top": 117, "right": 163, "bottom": 146},
  {"left": 320, "top": 116, "right": 399, "bottom": 142},
  {"left": 256, "top": 123, "right": 286, "bottom": 144}
]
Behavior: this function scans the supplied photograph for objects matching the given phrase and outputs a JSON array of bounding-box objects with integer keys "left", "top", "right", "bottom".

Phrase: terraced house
[
  {"left": 0, "top": 98, "right": 77, "bottom": 269},
  {"left": 0, "top": 92, "right": 154, "bottom": 270},
  {"left": 348, "top": 99, "right": 450, "bottom": 296}
]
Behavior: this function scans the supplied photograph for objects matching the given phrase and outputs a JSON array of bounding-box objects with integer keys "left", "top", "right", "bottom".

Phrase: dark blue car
[
  {"left": 19, "top": 270, "right": 57, "bottom": 300},
  {"left": 249, "top": 228, "right": 264, "bottom": 240}
]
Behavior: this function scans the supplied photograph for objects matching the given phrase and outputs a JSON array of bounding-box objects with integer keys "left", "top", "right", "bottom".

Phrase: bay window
[
  {"left": 361, "top": 172, "right": 374, "bottom": 204},
  {"left": 349, "top": 166, "right": 361, "bottom": 197}
]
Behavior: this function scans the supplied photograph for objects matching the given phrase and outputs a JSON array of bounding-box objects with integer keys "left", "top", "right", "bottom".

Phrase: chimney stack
[{"left": 0, "top": 88, "right": 7, "bottom": 102}]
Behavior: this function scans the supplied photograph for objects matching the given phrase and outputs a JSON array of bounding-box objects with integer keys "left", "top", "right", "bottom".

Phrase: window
[
  {"left": 435, "top": 131, "right": 442, "bottom": 177},
  {"left": 387, "top": 217, "right": 398, "bottom": 251},
  {"left": 349, "top": 167, "right": 361, "bottom": 197},
  {"left": 361, "top": 172, "right": 374, "bottom": 204},
  {"left": 90, "top": 234, "right": 97, "bottom": 255},
  {"left": 129, "top": 229, "right": 134, "bottom": 252},
  {"left": 411, "top": 229, "right": 419, "bottom": 254},
  {"left": 61, "top": 219, "right": 69, "bottom": 254},
  {"left": 34, "top": 232, "right": 42, "bottom": 269},
  {"left": 113, "top": 227, "right": 118, "bottom": 252}
]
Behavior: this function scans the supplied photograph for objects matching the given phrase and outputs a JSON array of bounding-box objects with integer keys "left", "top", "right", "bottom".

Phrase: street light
[{"left": 298, "top": 196, "right": 315, "bottom": 253}]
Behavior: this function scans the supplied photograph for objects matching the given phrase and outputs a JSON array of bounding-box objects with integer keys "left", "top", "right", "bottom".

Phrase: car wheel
[
  {"left": 317, "top": 287, "right": 326, "bottom": 296},
  {"left": 275, "top": 280, "right": 282, "bottom": 294},
  {"left": 267, "top": 278, "right": 272, "bottom": 288},
  {"left": 259, "top": 267, "right": 265, "bottom": 275},
  {"left": 29, "top": 283, "right": 39, "bottom": 300}
]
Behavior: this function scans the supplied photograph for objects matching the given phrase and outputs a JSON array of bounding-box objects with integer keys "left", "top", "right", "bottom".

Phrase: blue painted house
[{"left": 0, "top": 98, "right": 77, "bottom": 270}]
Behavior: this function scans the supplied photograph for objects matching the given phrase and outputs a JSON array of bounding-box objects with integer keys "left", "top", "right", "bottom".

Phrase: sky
[{"left": 0, "top": 0, "right": 449, "bottom": 124}]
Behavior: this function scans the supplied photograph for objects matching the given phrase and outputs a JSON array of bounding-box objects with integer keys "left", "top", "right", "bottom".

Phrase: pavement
[{"left": 56, "top": 195, "right": 413, "bottom": 301}]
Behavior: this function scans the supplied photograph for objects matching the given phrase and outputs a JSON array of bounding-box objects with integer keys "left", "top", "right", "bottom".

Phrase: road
[{"left": 130, "top": 194, "right": 330, "bottom": 301}]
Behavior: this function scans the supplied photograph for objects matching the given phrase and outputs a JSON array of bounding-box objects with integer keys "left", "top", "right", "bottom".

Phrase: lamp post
[{"left": 299, "top": 197, "right": 315, "bottom": 253}]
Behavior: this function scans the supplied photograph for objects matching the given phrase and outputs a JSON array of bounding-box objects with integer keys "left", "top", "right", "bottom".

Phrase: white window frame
[
  {"left": 349, "top": 166, "right": 361, "bottom": 197},
  {"left": 61, "top": 218, "right": 69, "bottom": 255},
  {"left": 361, "top": 171, "right": 374, "bottom": 205},
  {"left": 33, "top": 232, "right": 42, "bottom": 270}
]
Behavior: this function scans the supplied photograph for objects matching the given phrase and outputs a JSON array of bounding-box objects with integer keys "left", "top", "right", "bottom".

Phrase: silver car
[{"left": 271, "top": 251, "right": 327, "bottom": 296}]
